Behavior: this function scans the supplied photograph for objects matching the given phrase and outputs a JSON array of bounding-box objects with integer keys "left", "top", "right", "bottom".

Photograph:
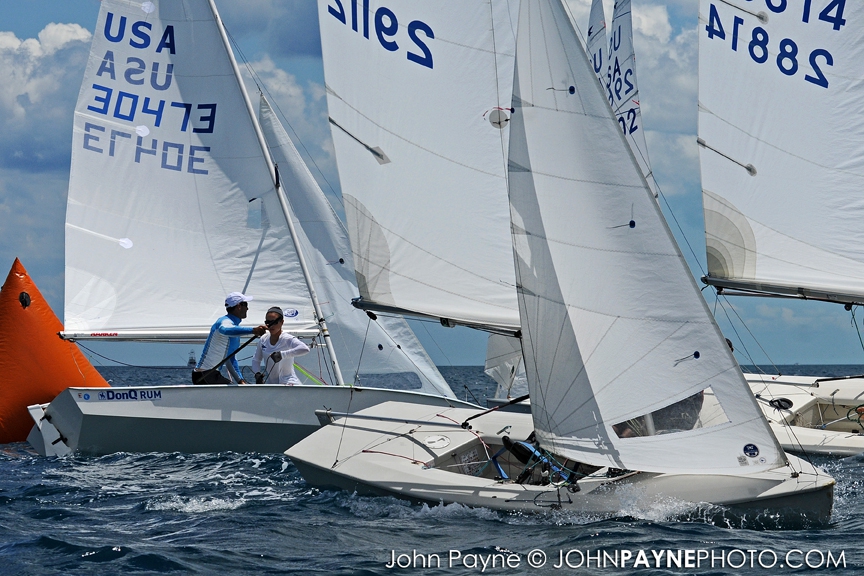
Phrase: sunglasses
[{"left": 265, "top": 317, "right": 283, "bottom": 327}]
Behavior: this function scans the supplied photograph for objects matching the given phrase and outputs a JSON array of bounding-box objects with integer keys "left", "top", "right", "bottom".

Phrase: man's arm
[{"left": 227, "top": 356, "right": 244, "bottom": 383}]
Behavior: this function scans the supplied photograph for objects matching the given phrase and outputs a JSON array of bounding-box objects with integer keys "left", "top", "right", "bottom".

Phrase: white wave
[{"left": 145, "top": 494, "right": 246, "bottom": 513}]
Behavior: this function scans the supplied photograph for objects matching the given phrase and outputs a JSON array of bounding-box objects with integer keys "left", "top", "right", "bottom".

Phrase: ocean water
[{"left": 1, "top": 366, "right": 863, "bottom": 575}]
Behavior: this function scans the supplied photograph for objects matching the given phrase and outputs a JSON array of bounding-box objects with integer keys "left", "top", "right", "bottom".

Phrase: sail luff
[{"left": 206, "top": 0, "right": 345, "bottom": 385}]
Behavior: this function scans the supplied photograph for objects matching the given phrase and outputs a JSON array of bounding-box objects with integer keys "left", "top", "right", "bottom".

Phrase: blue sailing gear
[{"left": 197, "top": 314, "right": 255, "bottom": 383}]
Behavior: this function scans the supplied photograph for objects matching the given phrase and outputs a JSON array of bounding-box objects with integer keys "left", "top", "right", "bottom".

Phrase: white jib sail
[
  {"left": 485, "top": 333, "right": 528, "bottom": 399},
  {"left": 64, "top": 0, "right": 318, "bottom": 339},
  {"left": 607, "top": 0, "right": 656, "bottom": 197},
  {"left": 258, "top": 96, "right": 454, "bottom": 396},
  {"left": 318, "top": 0, "right": 521, "bottom": 331},
  {"left": 587, "top": 0, "right": 608, "bottom": 87},
  {"left": 509, "top": 0, "right": 784, "bottom": 474},
  {"left": 699, "top": 0, "right": 864, "bottom": 300}
]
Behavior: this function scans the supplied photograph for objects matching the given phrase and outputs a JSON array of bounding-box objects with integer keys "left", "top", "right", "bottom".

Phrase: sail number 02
[
  {"left": 705, "top": 1, "right": 845, "bottom": 89},
  {"left": 328, "top": 0, "right": 434, "bottom": 69}
]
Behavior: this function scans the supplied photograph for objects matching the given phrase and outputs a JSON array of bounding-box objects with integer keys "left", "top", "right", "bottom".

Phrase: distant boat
[{"left": 187, "top": 350, "right": 197, "bottom": 369}]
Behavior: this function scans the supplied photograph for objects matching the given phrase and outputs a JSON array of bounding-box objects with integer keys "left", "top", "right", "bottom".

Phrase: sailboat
[
  {"left": 26, "top": 0, "right": 476, "bottom": 457},
  {"left": 287, "top": 0, "right": 834, "bottom": 520},
  {"left": 697, "top": 0, "right": 864, "bottom": 455}
]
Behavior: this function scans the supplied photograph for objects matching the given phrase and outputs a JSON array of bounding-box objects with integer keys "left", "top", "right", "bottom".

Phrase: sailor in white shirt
[{"left": 252, "top": 307, "right": 311, "bottom": 385}]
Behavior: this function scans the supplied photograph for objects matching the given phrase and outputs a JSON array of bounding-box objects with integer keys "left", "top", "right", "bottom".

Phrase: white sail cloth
[
  {"left": 485, "top": 334, "right": 528, "bottom": 399},
  {"left": 607, "top": 0, "right": 655, "bottom": 197},
  {"left": 586, "top": 0, "right": 608, "bottom": 87},
  {"left": 318, "top": 0, "right": 521, "bottom": 331},
  {"left": 699, "top": 0, "right": 864, "bottom": 299},
  {"left": 509, "top": 0, "right": 784, "bottom": 474},
  {"left": 64, "top": 0, "right": 317, "bottom": 339},
  {"left": 258, "top": 97, "right": 453, "bottom": 396}
]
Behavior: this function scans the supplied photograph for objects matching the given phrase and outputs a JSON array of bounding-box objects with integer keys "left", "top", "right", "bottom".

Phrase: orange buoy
[{"left": 0, "top": 259, "right": 109, "bottom": 443}]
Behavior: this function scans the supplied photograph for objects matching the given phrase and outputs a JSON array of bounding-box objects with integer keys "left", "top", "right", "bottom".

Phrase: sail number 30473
[
  {"left": 328, "top": 1, "right": 434, "bottom": 69},
  {"left": 705, "top": 0, "right": 847, "bottom": 89}
]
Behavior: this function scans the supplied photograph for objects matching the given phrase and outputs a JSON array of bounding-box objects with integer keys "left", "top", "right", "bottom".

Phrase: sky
[{"left": 1, "top": 0, "right": 863, "bottom": 369}]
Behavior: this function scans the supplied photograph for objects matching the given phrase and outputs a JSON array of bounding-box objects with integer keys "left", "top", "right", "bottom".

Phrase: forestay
[
  {"left": 258, "top": 96, "right": 453, "bottom": 396},
  {"left": 699, "top": 0, "right": 864, "bottom": 301},
  {"left": 64, "top": 0, "right": 318, "bottom": 340},
  {"left": 318, "top": 0, "right": 521, "bottom": 331},
  {"left": 509, "top": 0, "right": 784, "bottom": 474},
  {"left": 607, "top": 0, "right": 655, "bottom": 196}
]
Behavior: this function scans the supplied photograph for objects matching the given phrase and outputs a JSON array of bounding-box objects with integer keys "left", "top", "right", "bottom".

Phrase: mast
[{"left": 207, "top": 0, "right": 345, "bottom": 386}]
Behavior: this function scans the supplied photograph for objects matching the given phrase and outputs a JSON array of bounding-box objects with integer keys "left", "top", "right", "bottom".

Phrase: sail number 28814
[
  {"left": 704, "top": 0, "right": 847, "bottom": 89},
  {"left": 328, "top": 1, "right": 434, "bottom": 69}
]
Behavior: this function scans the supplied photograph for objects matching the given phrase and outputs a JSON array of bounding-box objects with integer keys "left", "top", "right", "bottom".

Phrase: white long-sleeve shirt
[{"left": 252, "top": 332, "right": 310, "bottom": 385}]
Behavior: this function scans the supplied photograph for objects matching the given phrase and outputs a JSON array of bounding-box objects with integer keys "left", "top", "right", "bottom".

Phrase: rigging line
[
  {"left": 850, "top": 306, "right": 864, "bottom": 360},
  {"left": 371, "top": 315, "right": 451, "bottom": 397},
  {"left": 332, "top": 387, "right": 356, "bottom": 468},
  {"left": 419, "top": 322, "right": 454, "bottom": 367},
  {"left": 719, "top": 293, "right": 781, "bottom": 374},
  {"left": 76, "top": 344, "right": 189, "bottom": 370},
  {"left": 714, "top": 294, "right": 764, "bottom": 374},
  {"left": 353, "top": 317, "right": 373, "bottom": 385},
  {"left": 560, "top": 0, "right": 588, "bottom": 46},
  {"left": 656, "top": 184, "right": 707, "bottom": 278},
  {"left": 224, "top": 28, "right": 342, "bottom": 210}
]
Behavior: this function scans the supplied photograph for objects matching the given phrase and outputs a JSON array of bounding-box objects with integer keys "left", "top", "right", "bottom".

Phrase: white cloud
[
  {"left": 633, "top": 4, "right": 672, "bottom": 44},
  {"left": 0, "top": 23, "right": 91, "bottom": 168},
  {"left": 37, "top": 23, "right": 91, "bottom": 56}
]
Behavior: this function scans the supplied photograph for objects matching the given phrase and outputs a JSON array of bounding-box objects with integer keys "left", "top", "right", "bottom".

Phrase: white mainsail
[
  {"left": 64, "top": 0, "right": 317, "bottom": 340},
  {"left": 509, "top": 0, "right": 784, "bottom": 474},
  {"left": 607, "top": 0, "right": 655, "bottom": 196},
  {"left": 699, "top": 0, "right": 864, "bottom": 301},
  {"left": 318, "top": 0, "right": 521, "bottom": 332},
  {"left": 258, "top": 96, "right": 453, "bottom": 396},
  {"left": 586, "top": 0, "right": 608, "bottom": 87}
]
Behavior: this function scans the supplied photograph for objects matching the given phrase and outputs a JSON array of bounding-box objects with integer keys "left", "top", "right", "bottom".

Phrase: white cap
[{"left": 225, "top": 292, "right": 253, "bottom": 307}]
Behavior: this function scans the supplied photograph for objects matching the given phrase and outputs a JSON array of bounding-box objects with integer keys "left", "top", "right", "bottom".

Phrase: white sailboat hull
[
  {"left": 26, "top": 386, "right": 476, "bottom": 456},
  {"left": 747, "top": 374, "right": 864, "bottom": 456},
  {"left": 287, "top": 402, "right": 834, "bottom": 522}
]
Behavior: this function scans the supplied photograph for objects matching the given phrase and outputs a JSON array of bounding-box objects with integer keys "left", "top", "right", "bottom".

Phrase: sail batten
[{"left": 509, "top": 0, "right": 784, "bottom": 475}]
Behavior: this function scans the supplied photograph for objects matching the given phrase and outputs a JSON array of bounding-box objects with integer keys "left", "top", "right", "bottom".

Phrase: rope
[
  {"left": 353, "top": 317, "right": 372, "bottom": 385},
  {"left": 361, "top": 449, "right": 426, "bottom": 465},
  {"left": 224, "top": 28, "right": 343, "bottom": 211},
  {"left": 77, "top": 344, "right": 191, "bottom": 369},
  {"left": 850, "top": 306, "right": 864, "bottom": 359}
]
